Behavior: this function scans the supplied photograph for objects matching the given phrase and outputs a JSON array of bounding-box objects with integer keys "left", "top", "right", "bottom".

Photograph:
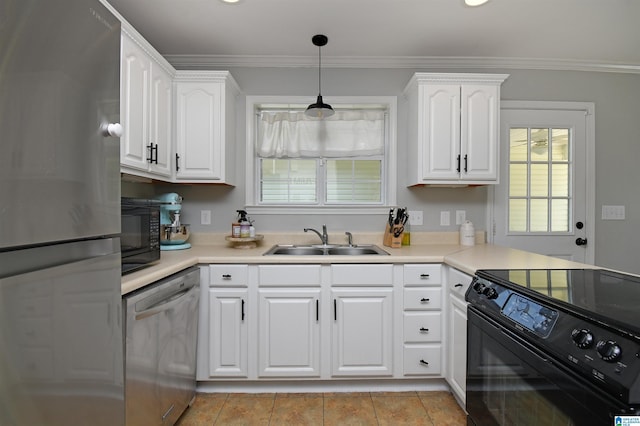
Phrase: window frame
[{"left": 245, "top": 96, "right": 397, "bottom": 215}]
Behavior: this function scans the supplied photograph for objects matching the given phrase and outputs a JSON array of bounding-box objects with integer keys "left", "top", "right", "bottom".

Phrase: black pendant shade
[{"left": 305, "top": 34, "right": 334, "bottom": 118}]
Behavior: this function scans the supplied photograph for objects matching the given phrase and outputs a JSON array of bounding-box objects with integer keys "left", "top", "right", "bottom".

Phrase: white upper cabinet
[
  {"left": 120, "top": 31, "right": 173, "bottom": 179},
  {"left": 404, "top": 73, "right": 508, "bottom": 186},
  {"left": 174, "top": 71, "right": 240, "bottom": 184}
]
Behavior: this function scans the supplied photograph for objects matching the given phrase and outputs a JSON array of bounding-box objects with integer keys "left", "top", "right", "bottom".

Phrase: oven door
[{"left": 467, "top": 307, "right": 630, "bottom": 426}]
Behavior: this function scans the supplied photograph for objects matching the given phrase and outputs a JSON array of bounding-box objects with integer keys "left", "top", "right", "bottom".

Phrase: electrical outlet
[
  {"left": 456, "top": 210, "right": 466, "bottom": 225},
  {"left": 408, "top": 210, "right": 423, "bottom": 226},
  {"left": 440, "top": 211, "right": 451, "bottom": 226},
  {"left": 200, "top": 210, "right": 212, "bottom": 225}
]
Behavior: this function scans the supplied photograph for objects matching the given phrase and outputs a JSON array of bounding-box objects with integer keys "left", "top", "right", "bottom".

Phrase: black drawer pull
[
  {"left": 419, "top": 327, "right": 429, "bottom": 332},
  {"left": 420, "top": 274, "right": 430, "bottom": 279},
  {"left": 455, "top": 283, "right": 463, "bottom": 288},
  {"left": 419, "top": 359, "right": 429, "bottom": 366},
  {"left": 222, "top": 274, "right": 232, "bottom": 279},
  {"left": 420, "top": 298, "right": 430, "bottom": 303},
  {"left": 241, "top": 299, "right": 245, "bottom": 321}
]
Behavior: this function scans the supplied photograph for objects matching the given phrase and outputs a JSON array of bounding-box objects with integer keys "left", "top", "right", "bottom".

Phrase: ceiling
[{"left": 106, "top": 0, "right": 640, "bottom": 72}]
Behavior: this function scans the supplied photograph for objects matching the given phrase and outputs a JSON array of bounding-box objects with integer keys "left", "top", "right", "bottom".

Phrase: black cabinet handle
[
  {"left": 222, "top": 274, "right": 231, "bottom": 279},
  {"left": 147, "top": 143, "right": 153, "bottom": 163},
  {"left": 419, "top": 327, "right": 429, "bottom": 332},
  {"left": 241, "top": 299, "right": 245, "bottom": 321},
  {"left": 334, "top": 299, "right": 337, "bottom": 321},
  {"left": 420, "top": 298, "right": 430, "bottom": 303},
  {"left": 464, "top": 154, "right": 468, "bottom": 173},
  {"left": 454, "top": 283, "right": 463, "bottom": 288},
  {"left": 420, "top": 274, "right": 430, "bottom": 279},
  {"left": 456, "top": 154, "right": 461, "bottom": 173},
  {"left": 419, "top": 359, "right": 429, "bottom": 366},
  {"left": 175, "top": 153, "right": 180, "bottom": 172},
  {"left": 316, "top": 300, "right": 319, "bottom": 321}
]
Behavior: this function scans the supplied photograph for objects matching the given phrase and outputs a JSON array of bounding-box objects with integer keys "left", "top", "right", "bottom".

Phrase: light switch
[
  {"left": 440, "top": 211, "right": 451, "bottom": 226},
  {"left": 455, "top": 210, "right": 466, "bottom": 225},
  {"left": 602, "top": 205, "right": 625, "bottom": 220}
]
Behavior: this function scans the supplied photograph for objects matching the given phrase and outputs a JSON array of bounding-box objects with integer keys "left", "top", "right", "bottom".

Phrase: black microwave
[{"left": 121, "top": 198, "right": 161, "bottom": 275}]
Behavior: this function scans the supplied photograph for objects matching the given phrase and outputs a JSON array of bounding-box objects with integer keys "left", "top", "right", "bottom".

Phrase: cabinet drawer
[
  {"left": 448, "top": 267, "right": 473, "bottom": 300},
  {"left": 331, "top": 264, "right": 393, "bottom": 286},
  {"left": 403, "top": 287, "right": 442, "bottom": 310},
  {"left": 403, "top": 346, "right": 442, "bottom": 376},
  {"left": 209, "top": 265, "right": 248, "bottom": 286},
  {"left": 258, "top": 265, "right": 321, "bottom": 286},
  {"left": 403, "top": 264, "right": 442, "bottom": 286},
  {"left": 403, "top": 312, "right": 442, "bottom": 343}
]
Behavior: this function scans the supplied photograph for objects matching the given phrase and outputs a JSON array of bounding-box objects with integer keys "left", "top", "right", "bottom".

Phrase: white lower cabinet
[
  {"left": 446, "top": 267, "right": 473, "bottom": 404},
  {"left": 258, "top": 288, "right": 321, "bottom": 377},
  {"left": 199, "top": 262, "right": 466, "bottom": 387},
  {"left": 331, "top": 287, "right": 393, "bottom": 377},
  {"left": 201, "top": 265, "right": 249, "bottom": 379},
  {"left": 208, "top": 288, "right": 248, "bottom": 377},
  {"left": 402, "top": 264, "right": 444, "bottom": 377}
]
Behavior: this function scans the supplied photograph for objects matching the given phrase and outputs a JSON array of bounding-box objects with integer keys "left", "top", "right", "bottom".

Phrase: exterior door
[{"left": 491, "top": 101, "right": 594, "bottom": 263}]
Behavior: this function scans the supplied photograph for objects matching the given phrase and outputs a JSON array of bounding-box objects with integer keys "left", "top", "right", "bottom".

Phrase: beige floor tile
[
  {"left": 418, "top": 391, "right": 466, "bottom": 426},
  {"left": 324, "top": 395, "right": 377, "bottom": 426},
  {"left": 372, "top": 395, "right": 432, "bottom": 426},
  {"left": 214, "top": 395, "right": 275, "bottom": 425},
  {"left": 177, "top": 394, "right": 228, "bottom": 426},
  {"left": 270, "top": 395, "right": 324, "bottom": 425}
]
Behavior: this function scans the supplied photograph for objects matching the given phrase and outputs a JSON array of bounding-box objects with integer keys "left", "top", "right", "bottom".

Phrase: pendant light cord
[{"left": 317, "top": 44, "right": 322, "bottom": 95}]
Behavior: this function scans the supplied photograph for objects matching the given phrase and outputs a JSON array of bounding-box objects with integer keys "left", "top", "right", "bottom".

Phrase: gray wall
[{"left": 124, "top": 67, "right": 640, "bottom": 274}]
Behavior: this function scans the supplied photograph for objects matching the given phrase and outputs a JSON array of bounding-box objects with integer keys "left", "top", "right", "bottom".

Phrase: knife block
[{"left": 383, "top": 223, "right": 404, "bottom": 248}]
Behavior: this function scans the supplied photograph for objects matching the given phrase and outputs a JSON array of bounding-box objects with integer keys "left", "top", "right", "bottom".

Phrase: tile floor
[{"left": 176, "top": 391, "right": 466, "bottom": 425}]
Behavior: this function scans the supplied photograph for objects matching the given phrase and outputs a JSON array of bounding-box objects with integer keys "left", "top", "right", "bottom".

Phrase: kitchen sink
[{"left": 263, "top": 244, "right": 389, "bottom": 256}]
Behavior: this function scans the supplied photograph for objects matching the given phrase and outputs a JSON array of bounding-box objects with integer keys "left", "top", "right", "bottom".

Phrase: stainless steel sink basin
[{"left": 263, "top": 244, "right": 389, "bottom": 256}]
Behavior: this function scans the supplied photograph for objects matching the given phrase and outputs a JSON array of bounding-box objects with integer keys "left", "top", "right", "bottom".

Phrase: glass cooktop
[{"left": 475, "top": 269, "right": 640, "bottom": 336}]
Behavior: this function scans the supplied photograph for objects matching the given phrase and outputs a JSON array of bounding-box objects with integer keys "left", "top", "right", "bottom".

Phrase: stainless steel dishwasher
[{"left": 124, "top": 266, "right": 200, "bottom": 425}]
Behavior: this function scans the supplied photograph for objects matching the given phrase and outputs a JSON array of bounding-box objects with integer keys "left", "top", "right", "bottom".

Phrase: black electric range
[{"left": 467, "top": 268, "right": 640, "bottom": 407}]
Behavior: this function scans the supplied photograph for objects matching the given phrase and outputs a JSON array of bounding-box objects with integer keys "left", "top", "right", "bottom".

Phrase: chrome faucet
[
  {"left": 304, "top": 224, "right": 329, "bottom": 245},
  {"left": 345, "top": 231, "right": 354, "bottom": 247}
]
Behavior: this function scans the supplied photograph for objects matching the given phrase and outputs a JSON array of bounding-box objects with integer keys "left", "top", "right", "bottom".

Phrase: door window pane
[{"left": 508, "top": 127, "right": 572, "bottom": 233}]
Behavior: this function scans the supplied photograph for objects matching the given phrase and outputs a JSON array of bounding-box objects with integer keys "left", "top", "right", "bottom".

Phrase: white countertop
[{"left": 121, "top": 232, "right": 593, "bottom": 295}]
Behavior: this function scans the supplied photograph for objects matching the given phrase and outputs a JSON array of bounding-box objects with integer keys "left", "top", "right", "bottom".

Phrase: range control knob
[
  {"left": 571, "top": 328, "right": 594, "bottom": 349},
  {"left": 596, "top": 340, "right": 622, "bottom": 362},
  {"left": 473, "top": 282, "right": 486, "bottom": 294},
  {"left": 482, "top": 287, "right": 499, "bottom": 300}
]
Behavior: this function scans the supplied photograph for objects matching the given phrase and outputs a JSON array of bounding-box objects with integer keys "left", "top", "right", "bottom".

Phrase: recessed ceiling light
[
  {"left": 465, "top": 0, "right": 489, "bottom": 6},
  {"left": 220, "top": 0, "right": 240, "bottom": 4}
]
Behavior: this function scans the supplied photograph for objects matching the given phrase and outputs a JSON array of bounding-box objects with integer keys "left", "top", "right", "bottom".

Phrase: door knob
[{"left": 575, "top": 238, "right": 588, "bottom": 246}]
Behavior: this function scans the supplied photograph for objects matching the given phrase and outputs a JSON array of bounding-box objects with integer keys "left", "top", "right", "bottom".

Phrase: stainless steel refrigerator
[{"left": 0, "top": 0, "right": 124, "bottom": 424}]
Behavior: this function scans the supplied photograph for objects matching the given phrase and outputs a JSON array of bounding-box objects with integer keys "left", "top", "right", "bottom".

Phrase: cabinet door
[
  {"left": 208, "top": 288, "right": 248, "bottom": 377},
  {"left": 120, "top": 35, "right": 150, "bottom": 171},
  {"left": 460, "top": 84, "right": 499, "bottom": 181},
  {"left": 175, "top": 82, "right": 223, "bottom": 180},
  {"left": 420, "top": 84, "right": 461, "bottom": 181},
  {"left": 258, "top": 288, "right": 321, "bottom": 377},
  {"left": 148, "top": 65, "right": 172, "bottom": 177},
  {"left": 331, "top": 288, "right": 393, "bottom": 377},
  {"left": 448, "top": 294, "right": 468, "bottom": 403}
]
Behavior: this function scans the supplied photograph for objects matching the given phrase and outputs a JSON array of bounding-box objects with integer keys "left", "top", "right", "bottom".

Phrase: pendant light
[{"left": 305, "top": 34, "right": 334, "bottom": 118}]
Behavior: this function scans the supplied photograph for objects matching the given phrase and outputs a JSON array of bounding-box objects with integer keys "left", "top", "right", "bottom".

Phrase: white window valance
[{"left": 258, "top": 110, "right": 384, "bottom": 158}]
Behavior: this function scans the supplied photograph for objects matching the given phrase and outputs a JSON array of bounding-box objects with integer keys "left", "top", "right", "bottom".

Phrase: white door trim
[{"left": 487, "top": 100, "right": 595, "bottom": 264}]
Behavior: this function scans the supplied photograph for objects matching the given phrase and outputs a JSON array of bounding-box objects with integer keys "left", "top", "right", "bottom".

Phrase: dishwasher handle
[{"left": 135, "top": 282, "right": 195, "bottom": 320}]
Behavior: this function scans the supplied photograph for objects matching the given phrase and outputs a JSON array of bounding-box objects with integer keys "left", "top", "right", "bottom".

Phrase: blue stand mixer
[{"left": 157, "top": 193, "right": 191, "bottom": 250}]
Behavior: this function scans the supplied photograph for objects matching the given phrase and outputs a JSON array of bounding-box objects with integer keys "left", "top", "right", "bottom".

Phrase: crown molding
[{"left": 164, "top": 54, "right": 640, "bottom": 74}]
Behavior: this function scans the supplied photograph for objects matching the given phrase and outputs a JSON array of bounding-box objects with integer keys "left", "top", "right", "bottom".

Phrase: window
[{"left": 245, "top": 96, "right": 397, "bottom": 213}]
